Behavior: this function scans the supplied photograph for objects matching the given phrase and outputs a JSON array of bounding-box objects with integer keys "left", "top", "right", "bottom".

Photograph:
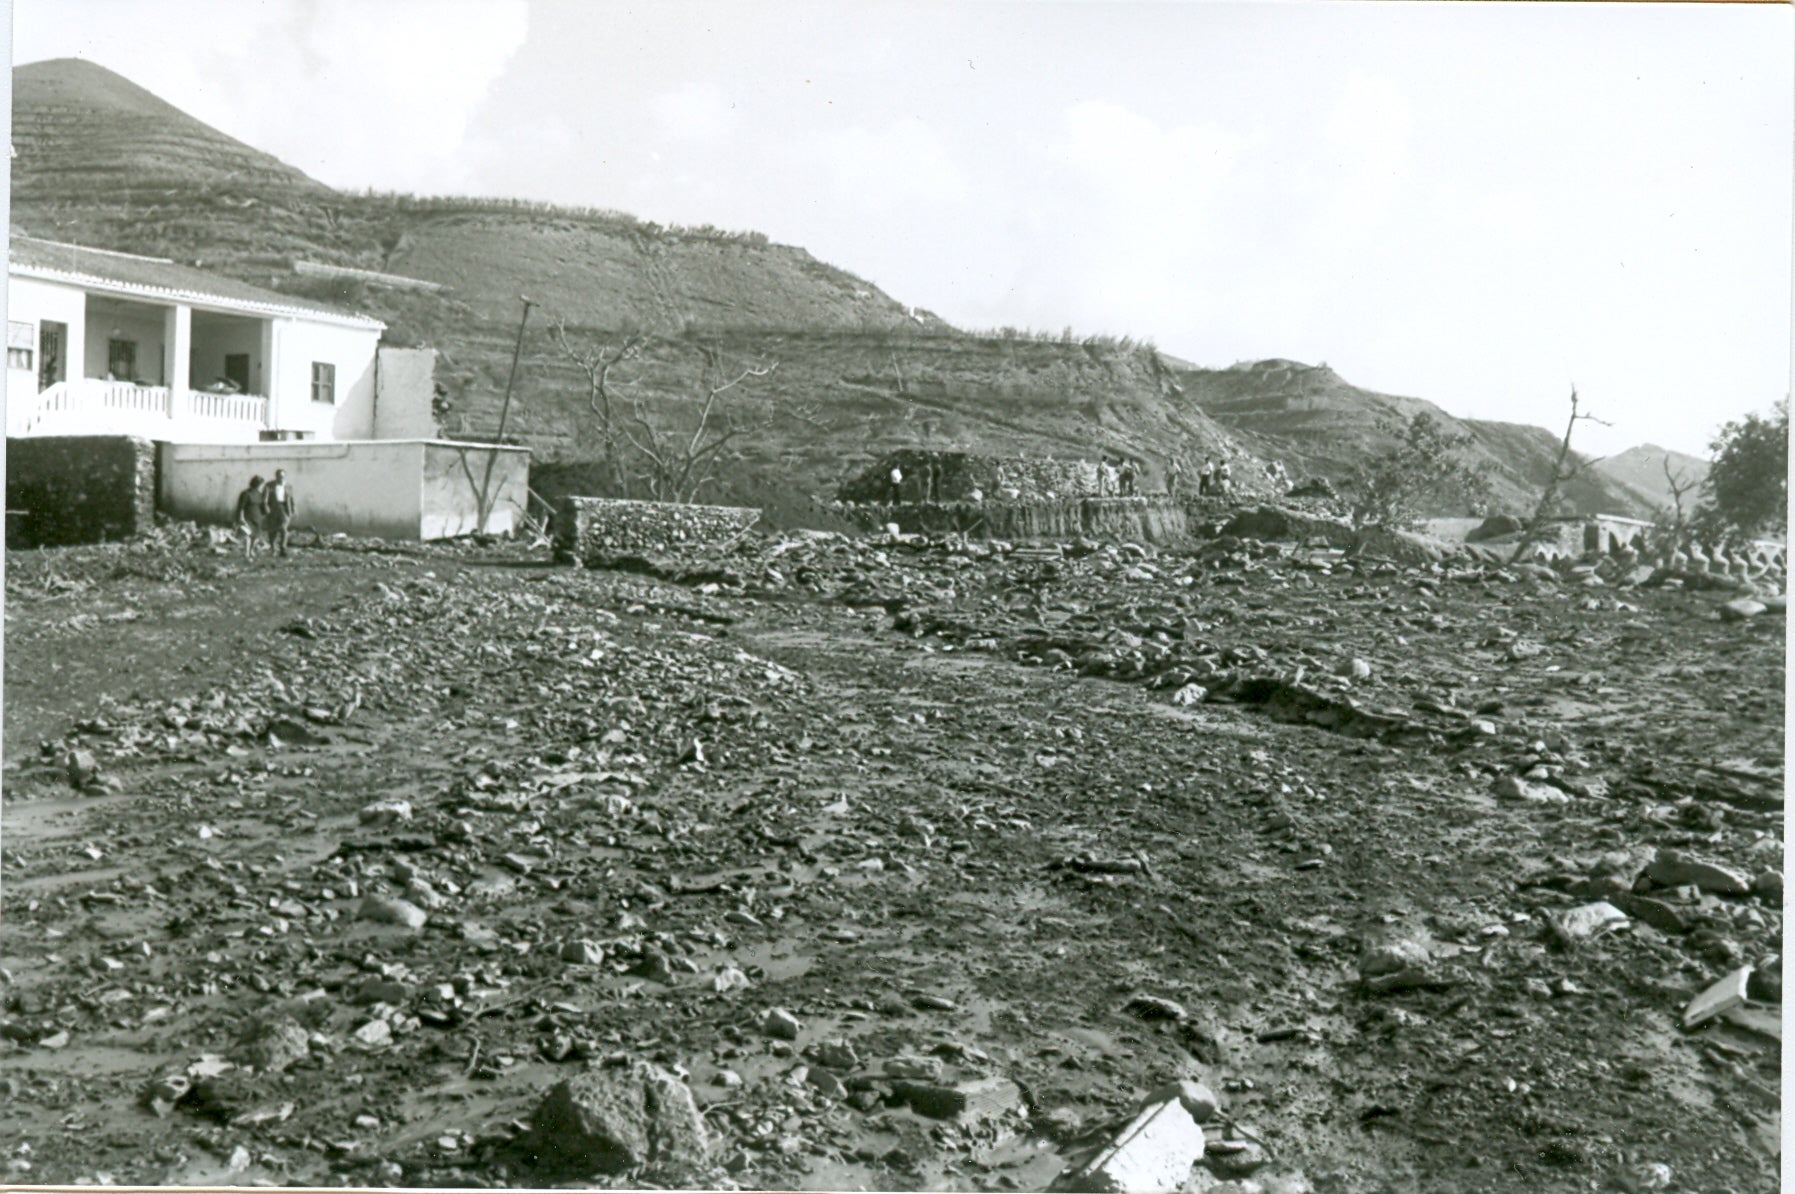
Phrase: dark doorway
[
  {"left": 224, "top": 353, "right": 251, "bottom": 393},
  {"left": 38, "top": 321, "right": 66, "bottom": 391},
  {"left": 107, "top": 338, "right": 137, "bottom": 381}
]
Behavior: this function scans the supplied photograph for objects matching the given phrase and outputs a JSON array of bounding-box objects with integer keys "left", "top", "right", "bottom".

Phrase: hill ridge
[{"left": 10, "top": 56, "right": 1665, "bottom": 522}]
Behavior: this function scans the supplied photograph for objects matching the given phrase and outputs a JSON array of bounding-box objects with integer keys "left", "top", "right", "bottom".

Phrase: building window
[
  {"left": 311, "top": 361, "right": 336, "bottom": 404},
  {"left": 7, "top": 320, "right": 34, "bottom": 371},
  {"left": 107, "top": 338, "right": 137, "bottom": 381}
]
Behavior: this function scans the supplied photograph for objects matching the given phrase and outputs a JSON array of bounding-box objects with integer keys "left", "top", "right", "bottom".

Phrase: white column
[
  {"left": 165, "top": 303, "right": 192, "bottom": 419},
  {"left": 262, "top": 320, "right": 282, "bottom": 432}
]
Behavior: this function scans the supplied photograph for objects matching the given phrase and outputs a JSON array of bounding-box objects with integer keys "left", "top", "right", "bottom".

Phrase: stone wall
[
  {"left": 7, "top": 435, "right": 158, "bottom": 547},
  {"left": 555, "top": 495, "right": 760, "bottom": 562},
  {"left": 838, "top": 451, "right": 1121, "bottom": 503},
  {"left": 844, "top": 496, "right": 1189, "bottom": 543}
]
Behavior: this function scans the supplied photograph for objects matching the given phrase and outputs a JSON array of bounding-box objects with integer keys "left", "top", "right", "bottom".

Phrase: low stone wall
[
  {"left": 839, "top": 451, "right": 1114, "bottom": 503},
  {"left": 555, "top": 496, "right": 761, "bottom": 561},
  {"left": 7, "top": 435, "right": 157, "bottom": 547},
  {"left": 844, "top": 497, "right": 1189, "bottom": 543}
]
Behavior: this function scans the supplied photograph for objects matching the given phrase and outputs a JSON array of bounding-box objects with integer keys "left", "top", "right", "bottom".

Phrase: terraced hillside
[
  {"left": 1169, "top": 359, "right": 1657, "bottom": 519},
  {"left": 12, "top": 58, "right": 327, "bottom": 201},
  {"left": 11, "top": 56, "right": 1666, "bottom": 522}
]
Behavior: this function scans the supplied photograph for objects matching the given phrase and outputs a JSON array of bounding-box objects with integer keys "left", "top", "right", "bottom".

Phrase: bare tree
[
  {"left": 1660, "top": 454, "right": 1699, "bottom": 545},
  {"left": 622, "top": 346, "right": 783, "bottom": 504},
  {"left": 1510, "top": 387, "right": 1611, "bottom": 563},
  {"left": 551, "top": 318, "right": 645, "bottom": 497}
]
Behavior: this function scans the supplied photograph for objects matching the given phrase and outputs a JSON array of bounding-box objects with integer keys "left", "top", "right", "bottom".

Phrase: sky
[{"left": 10, "top": 0, "right": 1792, "bottom": 458}]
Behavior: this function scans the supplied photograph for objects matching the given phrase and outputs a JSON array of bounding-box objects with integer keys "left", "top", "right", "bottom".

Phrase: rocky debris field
[{"left": 1, "top": 522, "right": 1783, "bottom": 1192}]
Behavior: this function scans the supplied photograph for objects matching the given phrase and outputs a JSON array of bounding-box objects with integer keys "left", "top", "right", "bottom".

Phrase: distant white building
[{"left": 7, "top": 236, "right": 391, "bottom": 443}]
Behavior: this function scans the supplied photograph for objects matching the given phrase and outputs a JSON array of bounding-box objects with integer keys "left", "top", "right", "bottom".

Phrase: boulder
[
  {"left": 233, "top": 1017, "right": 310, "bottom": 1073},
  {"left": 358, "top": 895, "right": 428, "bottom": 929},
  {"left": 1552, "top": 901, "right": 1629, "bottom": 942},
  {"left": 1645, "top": 850, "right": 1750, "bottom": 896},
  {"left": 1466, "top": 514, "right": 1525, "bottom": 543},
  {"left": 521, "top": 1062, "right": 709, "bottom": 1176},
  {"left": 1052, "top": 1095, "right": 1205, "bottom": 1192},
  {"left": 1718, "top": 597, "right": 1768, "bottom": 621}
]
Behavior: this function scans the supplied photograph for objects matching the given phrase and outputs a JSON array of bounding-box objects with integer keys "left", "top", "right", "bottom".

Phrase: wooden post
[{"left": 474, "top": 296, "right": 534, "bottom": 534}]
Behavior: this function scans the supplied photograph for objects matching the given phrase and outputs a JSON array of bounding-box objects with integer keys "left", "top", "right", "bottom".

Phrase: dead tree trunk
[{"left": 1510, "top": 388, "right": 1611, "bottom": 563}]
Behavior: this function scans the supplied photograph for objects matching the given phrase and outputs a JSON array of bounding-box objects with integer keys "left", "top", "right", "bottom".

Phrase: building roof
[{"left": 8, "top": 236, "right": 385, "bottom": 330}]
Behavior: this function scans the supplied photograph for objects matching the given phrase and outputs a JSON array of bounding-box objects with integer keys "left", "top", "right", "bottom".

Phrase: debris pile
[{"left": 0, "top": 511, "right": 1781, "bottom": 1190}]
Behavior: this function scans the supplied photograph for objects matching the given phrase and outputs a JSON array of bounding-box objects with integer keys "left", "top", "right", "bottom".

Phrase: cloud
[
  {"left": 1316, "top": 72, "right": 1412, "bottom": 237},
  {"left": 1061, "top": 101, "right": 1240, "bottom": 249},
  {"left": 258, "top": 0, "right": 531, "bottom": 191},
  {"left": 651, "top": 83, "right": 742, "bottom": 143},
  {"left": 15, "top": 0, "right": 533, "bottom": 194},
  {"left": 817, "top": 118, "right": 970, "bottom": 210}
]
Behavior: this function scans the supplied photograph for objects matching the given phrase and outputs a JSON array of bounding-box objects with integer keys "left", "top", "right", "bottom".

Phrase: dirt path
[{"left": 1, "top": 536, "right": 1781, "bottom": 1191}]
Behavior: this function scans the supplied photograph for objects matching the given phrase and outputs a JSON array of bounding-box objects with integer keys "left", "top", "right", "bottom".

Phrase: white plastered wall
[
  {"left": 159, "top": 440, "right": 425, "bottom": 539},
  {"left": 266, "top": 319, "right": 382, "bottom": 440}
]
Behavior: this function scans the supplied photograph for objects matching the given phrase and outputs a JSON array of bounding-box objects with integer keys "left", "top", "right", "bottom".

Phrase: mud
[{"left": 1, "top": 527, "right": 1782, "bottom": 1192}]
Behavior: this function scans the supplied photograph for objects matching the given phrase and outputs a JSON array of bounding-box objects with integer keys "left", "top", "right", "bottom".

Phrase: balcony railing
[{"left": 11, "top": 379, "right": 271, "bottom": 441}]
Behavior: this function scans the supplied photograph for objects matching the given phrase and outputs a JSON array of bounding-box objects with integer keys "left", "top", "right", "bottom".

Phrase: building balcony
[{"left": 10, "top": 378, "right": 271, "bottom": 443}]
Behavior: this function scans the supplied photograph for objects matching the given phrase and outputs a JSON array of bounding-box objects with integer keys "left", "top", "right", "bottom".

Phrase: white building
[
  {"left": 6, "top": 237, "right": 531, "bottom": 541},
  {"left": 7, "top": 235, "right": 389, "bottom": 442}
]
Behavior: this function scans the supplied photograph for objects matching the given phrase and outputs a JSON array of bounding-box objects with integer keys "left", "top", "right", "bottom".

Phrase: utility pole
[{"left": 474, "top": 296, "right": 535, "bottom": 534}]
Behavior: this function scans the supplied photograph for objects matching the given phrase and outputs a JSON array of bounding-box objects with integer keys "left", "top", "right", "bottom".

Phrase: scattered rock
[
  {"left": 1143, "top": 1079, "right": 1220, "bottom": 1123},
  {"left": 358, "top": 799, "right": 413, "bottom": 824},
  {"left": 65, "top": 749, "right": 99, "bottom": 788},
  {"left": 1493, "top": 775, "right": 1570, "bottom": 804},
  {"left": 1718, "top": 598, "right": 1767, "bottom": 621},
  {"left": 884, "top": 1055, "right": 945, "bottom": 1081},
  {"left": 357, "top": 895, "right": 428, "bottom": 929},
  {"left": 1645, "top": 850, "right": 1750, "bottom": 896},
  {"left": 762, "top": 1008, "right": 802, "bottom": 1040},
  {"left": 351, "top": 1019, "right": 393, "bottom": 1048},
  {"left": 1124, "top": 994, "right": 1187, "bottom": 1022},
  {"left": 1053, "top": 1094, "right": 1205, "bottom": 1192},
  {"left": 892, "top": 1075, "right": 1025, "bottom": 1125},
  {"left": 1747, "top": 954, "right": 1781, "bottom": 1003},
  {"left": 520, "top": 1062, "right": 709, "bottom": 1176},
  {"left": 1683, "top": 967, "right": 1751, "bottom": 1029},
  {"left": 560, "top": 940, "right": 604, "bottom": 965},
  {"left": 1614, "top": 894, "right": 1688, "bottom": 936},
  {"left": 140, "top": 1073, "right": 191, "bottom": 1117},
  {"left": 1750, "top": 870, "right": 1782, "bottom": 902},
  {"left": 1206, "top": 1139, "right": 1271, "bottom": 1178},
  {"left": 233, "top": 1017, "right": 310, "bottom": 1073},
  {"left": 1551, "top": 901, "right": 1629, "bottom": 943}
]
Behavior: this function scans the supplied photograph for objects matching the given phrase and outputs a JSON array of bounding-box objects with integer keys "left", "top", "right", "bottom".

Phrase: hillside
[
  {"left": 1591, "top": 444, "right": 1711, "bottom": 514},
  {"left": 12, "top": 58, "right": 328, "bottom": 201},
  {"left": 1168, "top": 359, "right": 1658, "bottom": 519},
  {"left": 10, "top": 57, "right": 1661, "bottom": 523}
]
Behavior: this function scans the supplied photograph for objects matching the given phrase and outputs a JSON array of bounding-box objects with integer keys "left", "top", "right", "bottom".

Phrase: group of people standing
[
  {"left": 1096, "top": 457, "right": 1139, "bottom": 497},
  {"left": 234, "top": 469, "right": 297, "bottom": 559}
]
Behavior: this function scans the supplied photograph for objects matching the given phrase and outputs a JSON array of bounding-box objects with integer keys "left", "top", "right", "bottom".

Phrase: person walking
[
  {"left": 1198, "top": 458, "right": 1214, "bottom": 496},
  {"left": 234, "top": 474, "right": 267, "bottom": 560},
  {"left": 265, "top": 468, "right": 296, "bottom": 557},
  {"left": 1167, "top": 458, "right": 1184, "bottom": 499},
  {"left": 888, "top": 464, "right": 905, "bottom": 505},
  {"left": 1118, "top": 459, "right": 1138, "bottom": 497},
  {"left": 1214, "top": 458, "right": 1232, "bottom": 498}
]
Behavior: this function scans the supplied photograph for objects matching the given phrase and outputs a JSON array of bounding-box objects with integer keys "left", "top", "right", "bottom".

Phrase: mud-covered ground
[{"left": 1, "top": 527, "right": 1783, "bottom": 1192}]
